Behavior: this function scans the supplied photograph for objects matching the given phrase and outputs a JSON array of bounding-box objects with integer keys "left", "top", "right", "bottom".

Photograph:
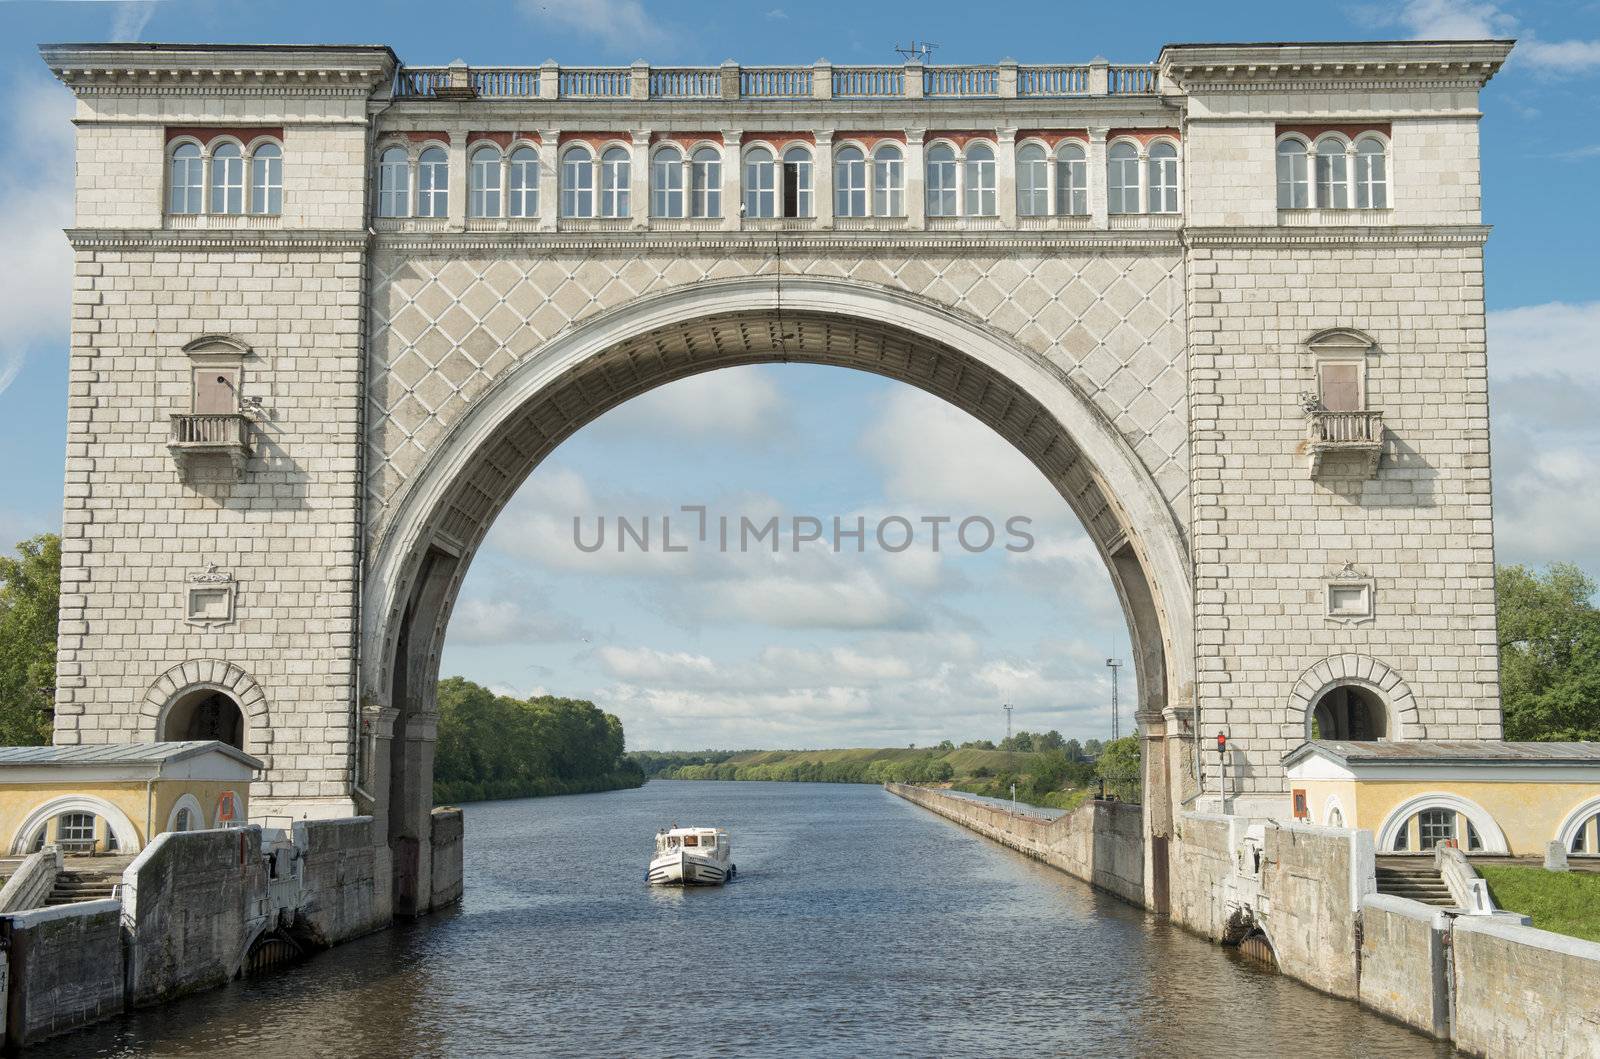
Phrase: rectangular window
[
  {"left": 1419, "top": 809, "right": 1455, "bottom": 850},
  {"left": 59, "top": 812, "right": 95, "bottom": 850}
]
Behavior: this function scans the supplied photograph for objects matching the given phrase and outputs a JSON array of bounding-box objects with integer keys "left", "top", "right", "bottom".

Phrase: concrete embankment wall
[
  {"left": 0, "top": 813, "right": 462, "bottom": 1048},
  {"left": 1358, "top": 894, "right": 1451, "bottom": 1037},
  {"left": 1, "top": 899, "right": 123, "bottom": 1050},
  {"left": 1450, "top": 916, "right": 1600, "bottom": 1057},
  {"left": 886, "top": 784, "right": 1144, "bottom": 906}
]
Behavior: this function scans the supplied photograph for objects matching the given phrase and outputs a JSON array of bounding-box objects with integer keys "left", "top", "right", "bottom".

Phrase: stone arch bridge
[{"left": 41, "top": 39, "right": 1508, "bottom": 913}]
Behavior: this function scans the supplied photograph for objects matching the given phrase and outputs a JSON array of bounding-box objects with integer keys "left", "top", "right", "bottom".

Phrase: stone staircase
[
  {"left": 45, "top": 856, "right": 132, "bottom": 906},
  {"left": 1375, "top": 856, "right": 1456, "bottom": 907}
]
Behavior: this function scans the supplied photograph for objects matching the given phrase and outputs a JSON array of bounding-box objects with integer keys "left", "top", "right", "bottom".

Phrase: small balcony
[
  {"left": 169, "top": 413, "right": 252, "bottom": 483},
  {"left": 1305, "top": 409, "right": 1383, "bottom": 479}
]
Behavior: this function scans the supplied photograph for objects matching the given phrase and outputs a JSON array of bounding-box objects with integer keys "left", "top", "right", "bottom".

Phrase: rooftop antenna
[{"left": 894, "top": 40, "right": 940, "bottom": 63}]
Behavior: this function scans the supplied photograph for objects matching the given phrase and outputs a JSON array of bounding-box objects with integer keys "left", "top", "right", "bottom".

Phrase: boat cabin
[{"left": 655, "top": 827, "right": 728, "bottom": 855}]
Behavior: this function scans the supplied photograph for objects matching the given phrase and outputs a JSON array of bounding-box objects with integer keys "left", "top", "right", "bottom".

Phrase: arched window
[
  {"left": 964, "top": 143, "right": 996, "bottom": 217},
  {"left": 1107, "top": 142, "right": 1140, "bottom": 214},
  {"left": 469, "top": 144, "right": 502, "bottom": 218},
  {"left": 249, "top": 142, "right": 282, "bottom": 215},
  {"left": 1056, "top": 142, "right": 1087, "bottom": 216},
  {"left": 169, "top": 142, "right": 204, "bottom": 215},
  {"left": 872, "top": 144, "right": 904, "bottom": 217},
  {"left": 600, "top": 146, "right": 631, "bottom": 218},
  {"left": 1277, "top": 138, "right": 1309, "bottom": 209},
  {"left": 782, "top": 145, "right": 812, "bottom": 218},
  {"left": 175, "top": 806, "right": 193, "bottom": 832},
  {"left": 1016, "top": 143, "right": 1049, "bottom": 217},
  {"left": 1392, "top": 807, "right": 1484, "bottom": 852},
  {"left": 744, "top": 146, "right": 777, "bottom": 218},
  {"left": 925, "top": 143, "right": 957, "bottom": 217},
  {"left": 1355, "top": 137, "right": 1388, "bottom": 209},
  {"left": 1309, "top": 683, "right": 1388, "bottom": 740},
  {"left": 416, "top": 146, "right": 449, "bottom": 218},
  {"left": 562, "top": 145, "right": 595, "bottom": 217},
  {"left": 652, "top": 145, "right": 685, "bottom": 218},
  {"left": 690, "top": 147, "right": 721, "bottom": 218},
  {"left": 1315, "top": 138, "right": 1349, "bottom": 209},
  {"left": 57, "top": 812, "right": 97, "bottom": 853},
  {"left": 1147, "top": 142, "right": 1179, "bottom": 214},
  {"left": 209, "top": 141, "right": 245, "bottom": 215},
  {"left": 1571, "top": 811, "right": 1599, "bottom": 854},
  {"left": 509, "top": 145, "right": 539, "bottom": 218},
  {"left": 834, "top": 145, "right": 868, "bottom": 218},
  {"left": 162, "top": 686, "right": 246, "bottom": 749},
  {"left": 377, "top": 146, "right": 410, "bottom": 218}
]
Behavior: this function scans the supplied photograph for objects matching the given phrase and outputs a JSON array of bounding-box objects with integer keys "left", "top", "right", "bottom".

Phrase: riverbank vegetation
[
  {"left": 434, "top": 677, "right": 644, "bottom": 804},
  {"left": 1478, "top": 865, "right": 1600, "bottom": 943},
  {"left": 633, "top": 733, "right": 1144, "bottom": 809}
]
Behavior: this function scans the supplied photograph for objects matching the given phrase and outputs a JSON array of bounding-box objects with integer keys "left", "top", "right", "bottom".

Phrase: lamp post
[{"left": 1106, "top": 658, "right": 1122, "bottom": 741}]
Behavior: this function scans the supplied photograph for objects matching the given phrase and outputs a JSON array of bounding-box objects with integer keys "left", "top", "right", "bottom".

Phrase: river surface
[{"left": 43, "top": 780, "right": 1449, "bottom": 1058}]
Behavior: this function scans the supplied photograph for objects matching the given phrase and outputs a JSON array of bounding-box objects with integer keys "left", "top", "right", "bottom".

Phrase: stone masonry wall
[
  {"left": 886, "top": 784, "right": 1144, "bottom": 905},
  {"left": 1186, "top": 241, "right": 1500, "bottom": 796},
  {"left": 1451, "top": 916, "right": 1600, "bottom": 1058},
  {"left": 1, "top": 899, "right": 124, "bottom": 1049},
  {"left": 1358, "top": 893, "right": 1450, "bottom": 1038},
  {"left": 57, "top": 243, "right": 368, "bottom": 808},
  {"left": 295, "top": 816, "right": 393, "bottom": 944},
  {"left": 429, "top": 806, "right": 465, "bottom": 909}
]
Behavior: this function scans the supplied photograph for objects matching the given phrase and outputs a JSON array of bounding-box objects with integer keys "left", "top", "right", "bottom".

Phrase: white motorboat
[{"left": 647, "top": 826, "right": 735, "bottom": 886}]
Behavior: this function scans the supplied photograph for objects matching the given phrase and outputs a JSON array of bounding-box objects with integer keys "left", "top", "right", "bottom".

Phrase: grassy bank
[{"left": 1479, "top": 865, "right": 1600, "bottom": 943}]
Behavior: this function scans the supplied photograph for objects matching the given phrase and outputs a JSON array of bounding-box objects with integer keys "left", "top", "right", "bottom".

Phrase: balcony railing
[
  {"left": 1306, "top": 409, "right": 1384, "bottom": 478},
  {"left": 169, "top": 413, "right": 252, "bottom": 483},
  {"left": 392, "top": 60, "right": 1160, "bottom": 101}
]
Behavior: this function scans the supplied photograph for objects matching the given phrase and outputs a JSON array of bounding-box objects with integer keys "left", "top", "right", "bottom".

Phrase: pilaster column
[
  {"left": 997, "top": 127, "right": 1018, "bottom": 227},
  {"left": 722, "top": 129, "right": 742, "bottom": 231},
  {"left": 446, "top": 124, "right": 468, "bottom": 229},
  {"left": 1088, "top": 126, "right": 1109, "bottom": 229},
  {"left": 813, "top": 131, "right": 834, "bottom": 227},
  {"left": 539, "top": 127, "right": 561, "bottom": 231},
  {"left": 630, "top": 130, "right": 651, "bottom": 228},
  {"left": 905, "top": 129, "right": 926, "bottom": 228}
]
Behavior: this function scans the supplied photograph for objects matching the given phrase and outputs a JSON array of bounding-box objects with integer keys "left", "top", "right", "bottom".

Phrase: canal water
[{"left": 44, "top": 780, "right": 1448, "bottom": 1058}]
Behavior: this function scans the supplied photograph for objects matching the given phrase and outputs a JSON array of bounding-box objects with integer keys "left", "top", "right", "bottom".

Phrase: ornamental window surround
[
  {"left": 833, "top": 142, "right": 905, "bottom": 218},
  {"left": 924, "top": 139, "right": 999, "bottom": 218},
  {"left": 743, "top": 143, "right": 813, "bottom": 219},
  {"left": 650, "top": 142, "right": 723, "bottom": 219},
  {"left": 166, "top": 136, "right": 283, "bottom": 217},
  {"left": 1107, "top": 136, "right": 1181, "bottom": 215},
  {"left": 1276, "top": 132, "right": 1389, "bottom": 210},
  {"left": 1015, "top": 139, "right": 1091, "bottom": 218},
  {"left": 375, "top": 139, "right": 456, "bottom": 219}
]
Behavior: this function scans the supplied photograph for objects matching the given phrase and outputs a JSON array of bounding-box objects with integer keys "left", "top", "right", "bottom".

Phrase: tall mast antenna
[{"left": 1003, "top": 703, "right": 1013, "bottom": 744}]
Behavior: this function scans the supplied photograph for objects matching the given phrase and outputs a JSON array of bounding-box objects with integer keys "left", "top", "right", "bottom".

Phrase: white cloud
[
  {"left": 110, "top": 1, "right": 158, "bottom": 43},
  {"left": 1352, "top": 1, "right": 1600, "bottom": 76},
  {"left": 0, "top": 79, "right": 75, "bottom": 399},
  {"left": 586, "top": 367, "right": 789, "bottom": 444},
  {"left": 446, "top": 596, "right": 582, "bottom": 646},
  {"left": 766, "top": 7, "right": 788, "bottom": 19},
  {"left": 517, "top": 0, "right": 673, "bottom": 54}
]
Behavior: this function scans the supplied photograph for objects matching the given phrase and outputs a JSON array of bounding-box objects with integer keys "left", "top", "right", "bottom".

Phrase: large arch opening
[
  {"left": 362, "top": 277, "right": 1195, "bottom": 915},
  {"left": 161, "top": 686, "right": 247, "bottom": 750}
]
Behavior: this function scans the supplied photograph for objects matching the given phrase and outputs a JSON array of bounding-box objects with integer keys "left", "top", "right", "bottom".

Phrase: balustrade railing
[
  {"left": 170, "top": 413, "right": 251, "bottom": 448},
  {"left": 832, "top": 66, "right": 904, "bottom": 97},
  {"left": 1019, "top": 65, "right": 1091, "bottom": 96},
  {"left": 923, "top": 65, "right": 998, "bottom": 97},
  {"left": 559, "top": 67, "right": 631, "bottom": 98},
  {"left": 740, "top": 66, "right": 813, "bottom": 97},
  {"left": 391, "top": 61, "right": 1158, "bottom": 100},
  {"left": 1307, "top": 410, "right": 1384, "bottom": 444}
]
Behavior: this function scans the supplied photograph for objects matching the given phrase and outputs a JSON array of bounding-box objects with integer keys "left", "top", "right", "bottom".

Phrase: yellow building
[
  {"left": 0, "top": 741, "right": 260, "bottom": 856},
  {"left": 1283, "top": 740, "right": 1600, "bottom": 858}
]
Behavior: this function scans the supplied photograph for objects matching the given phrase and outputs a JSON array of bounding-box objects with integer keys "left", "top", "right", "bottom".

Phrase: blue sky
[{"left": 1, "top": 0, "right": 1598, "bottom": 750}]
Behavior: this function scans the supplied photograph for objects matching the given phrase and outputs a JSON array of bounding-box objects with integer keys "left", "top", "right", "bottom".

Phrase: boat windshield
[
  {"left": 701, "top": 833, "right": 716, "bottom": 848},
  {"left": 683, "top": 834, "right": 699, "bottom": 847}
]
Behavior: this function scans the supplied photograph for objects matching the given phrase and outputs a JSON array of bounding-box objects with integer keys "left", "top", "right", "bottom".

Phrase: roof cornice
[
  {"left": 1157, "top": 40, "right": 1514, "bottom": 91},
  {"left": 39, "top": 43, "right": 397, "bottom": 98}
]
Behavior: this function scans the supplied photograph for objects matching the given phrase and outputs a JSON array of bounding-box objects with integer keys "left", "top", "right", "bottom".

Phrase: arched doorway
[
  {"left": 362, "top": 278, "right": 1196, "bottom": 915},
  {"left": 1309, "top": 683, "right": 1387, "bottom": 740},
  {"left": 162, "top": 687, "right": 246, "bottom": 750}
]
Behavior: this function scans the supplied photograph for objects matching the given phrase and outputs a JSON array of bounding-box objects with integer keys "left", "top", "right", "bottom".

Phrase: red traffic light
[{"left": 1215, "top": 732, "right": 1228, "bottom": 754}]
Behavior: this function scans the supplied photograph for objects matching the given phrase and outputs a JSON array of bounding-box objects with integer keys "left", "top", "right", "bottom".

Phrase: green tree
[
  {"left": 0, "top": 534, "right": 59, "bottom": 746},
  {"left": 1497, "top": 563, "right": 1600, "bottom": 740},
  {"left": 1095, "top": 736, "right": 1142, "bottom": 803}
]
